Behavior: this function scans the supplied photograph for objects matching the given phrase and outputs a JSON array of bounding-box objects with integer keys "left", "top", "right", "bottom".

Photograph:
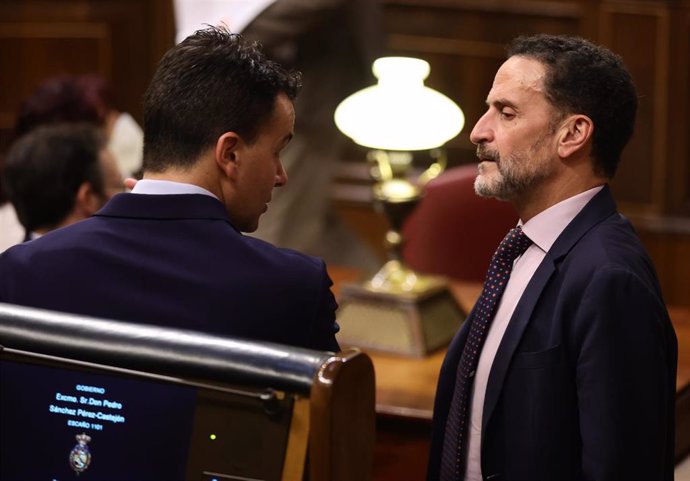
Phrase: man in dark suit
[
  {"left": 428, "top": 35, "right": 677, "bottom": 480},
  {"left": 0, "top": 26, "right": 339, "bottom": 352}
]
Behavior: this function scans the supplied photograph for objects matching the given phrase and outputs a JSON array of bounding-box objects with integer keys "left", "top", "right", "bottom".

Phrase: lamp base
[{"left": 335, "top": 277, "right": 465, "bottom": 357}]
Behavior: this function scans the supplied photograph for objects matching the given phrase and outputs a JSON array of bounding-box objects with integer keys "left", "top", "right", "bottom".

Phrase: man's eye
[{"left": 500, "top": 110, "right": 516, "bottom": 120}]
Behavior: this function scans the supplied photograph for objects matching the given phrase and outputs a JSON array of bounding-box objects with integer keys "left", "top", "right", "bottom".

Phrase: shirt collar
[
  {"left": 131, "top": 179, "right": 218, "bottom": 199},
  {"left": 521, "top": 185, "right": 604, "bottom": 253}
]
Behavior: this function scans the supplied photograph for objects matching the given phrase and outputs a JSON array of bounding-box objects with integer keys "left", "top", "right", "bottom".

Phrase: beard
[{"left": 474, "top": 135, "right": 556, "bottom": 201}]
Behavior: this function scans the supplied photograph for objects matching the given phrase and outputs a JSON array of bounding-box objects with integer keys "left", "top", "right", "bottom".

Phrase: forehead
[{"left": 488, "top": 55, "right": 548, "bottom": 106}]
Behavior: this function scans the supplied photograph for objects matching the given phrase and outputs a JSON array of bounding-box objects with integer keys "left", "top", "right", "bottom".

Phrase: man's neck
[
  {"left": 514, "top": 173, "right": 608, "bottom": 223},
  {"left": 143, "top": 163, "right": 222, "bottom": 199}
]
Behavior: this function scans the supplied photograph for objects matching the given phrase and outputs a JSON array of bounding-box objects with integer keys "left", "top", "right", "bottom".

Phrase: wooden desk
[
  {"left": 366, "top": 282, "right": 481, "bottom": 421},
  {"left": 671, "top": 307, "right": 690, "bottom": 464},
  {"left": 328, "top": 267, "right": 690, "bottom": 480}
]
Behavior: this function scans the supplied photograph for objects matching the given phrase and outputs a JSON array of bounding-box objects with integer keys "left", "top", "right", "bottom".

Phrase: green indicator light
[{"left": 210, "top": 434, "right": 217, "bottom": 440}]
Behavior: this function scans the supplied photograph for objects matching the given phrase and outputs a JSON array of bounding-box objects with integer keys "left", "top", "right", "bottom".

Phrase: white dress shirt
[
  {"left": 0, "top": 202, "right": 24, "bottom": 252},
  {"left": 130, "top": 179, "right": 218, "bottom": 199},
  {"left": 464, "top": 185, "right": 604, "bottom": 481}
]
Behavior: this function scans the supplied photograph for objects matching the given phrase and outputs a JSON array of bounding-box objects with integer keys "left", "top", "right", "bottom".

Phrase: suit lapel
[
  {"left": 481, "top": 185, "right": 619, "bottom": 434},
  {"left": 481, "top": 254, "right": 556, "bottom": 433}
]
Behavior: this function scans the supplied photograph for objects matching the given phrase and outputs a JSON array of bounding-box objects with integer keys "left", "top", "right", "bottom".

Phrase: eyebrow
[{"left": 486, "top": 98, "right": 519, "bottom": 111}]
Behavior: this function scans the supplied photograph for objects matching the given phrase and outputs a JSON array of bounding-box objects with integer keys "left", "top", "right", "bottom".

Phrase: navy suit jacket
[
  {"left": 0, "top": 193, "right": 339, "bottom": 352},
  {"left": 427, "top": 186, "right": 677, "bottom": 480}
]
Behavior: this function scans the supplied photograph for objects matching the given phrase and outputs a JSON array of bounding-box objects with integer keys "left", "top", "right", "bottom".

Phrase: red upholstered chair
[{"left": 402, "top": 164, "right": 519, "bottom": 283}]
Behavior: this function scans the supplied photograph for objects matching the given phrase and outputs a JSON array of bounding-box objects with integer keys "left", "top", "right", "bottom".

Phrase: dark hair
[
  {"left": 3, "top": 124, "right": 106, "bottom": 232},
  {"left": 14, "top": 75, "right": 113, "bottom": 137},
  {"left": 142, "top": 26, "right": 302, "bottom": 172},
  {"left": 508, "top": 34, "right": 638, "bottom": 178}
]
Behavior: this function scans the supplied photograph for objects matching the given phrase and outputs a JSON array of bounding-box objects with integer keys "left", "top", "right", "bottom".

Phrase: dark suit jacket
[
  {"left": 427, "top": 186, "right": 677, "bottom": 480},
  {"left": 0, "top": 193, "right": 339, "bottom": 352}
]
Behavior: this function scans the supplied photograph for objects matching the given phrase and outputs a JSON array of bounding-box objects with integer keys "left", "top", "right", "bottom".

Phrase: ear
[
  {"left": 74, "top": 182, "right": 102, "bottom": 217},
  {"left": 557, "top": 114, "right": 593, "bottom": 159},
  {"left": 215, "top": 132, "right": 241, "bottom": 180}
]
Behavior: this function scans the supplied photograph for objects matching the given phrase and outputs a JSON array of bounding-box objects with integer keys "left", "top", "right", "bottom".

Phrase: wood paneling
[
  {"left": 0, "top": 22, "right": 112, "bottom": 116},
  {"left": 600, "top": 2, "right": 670, "bottom": 216},
  {"left": 668, "top": 1, "right": 690, "bottom": 215},
  {"left": 0, "top": 0, "right": 175, "bottom": 152},
  {"left": 639, "top": 223, "right": 690, "bottom": 306}
]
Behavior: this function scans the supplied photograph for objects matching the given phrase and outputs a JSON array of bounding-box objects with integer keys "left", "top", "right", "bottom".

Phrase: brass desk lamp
[{"left": 334, "top": 57, "right": 466, "bottom": 357}]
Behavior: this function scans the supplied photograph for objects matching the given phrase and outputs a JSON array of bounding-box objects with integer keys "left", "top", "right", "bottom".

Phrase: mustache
[{"left": 476, "top": 145, "right": 500, "bottom": 162}]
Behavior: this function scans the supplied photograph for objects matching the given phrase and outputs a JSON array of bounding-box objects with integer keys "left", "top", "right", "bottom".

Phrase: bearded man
[{"left": 427, "top": 34, "right": 677, "bottom": 481}]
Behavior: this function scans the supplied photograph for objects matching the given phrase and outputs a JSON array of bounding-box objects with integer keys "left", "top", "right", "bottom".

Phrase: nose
[
  {"left": 275, "top": 162, "right": 288, "bottom": 187},
  {"left": 469, "top": 110, "right": 492, "bottom": 146}
]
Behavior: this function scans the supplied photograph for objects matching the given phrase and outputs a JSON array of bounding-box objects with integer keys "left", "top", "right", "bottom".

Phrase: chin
[
  {"left": 474, "top": 181, "right": 495, "bottom": 198},
  {"left": 474, "top": 175, "right": 507, "bottom": 200},
  {"left": 474, "top": 172, "right": 495, "bottom": 195}
]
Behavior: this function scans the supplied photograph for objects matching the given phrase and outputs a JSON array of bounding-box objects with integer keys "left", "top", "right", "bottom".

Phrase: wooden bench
[{"left": 0, "top": 302, "right": 375, "bottom": 481}]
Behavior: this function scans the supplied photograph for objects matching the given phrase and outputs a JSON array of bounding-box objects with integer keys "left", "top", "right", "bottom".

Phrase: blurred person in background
[
  {"left": 14, "top": 74, "right": 144, "bottom": 178},
  {"left": 0, "top": 182, "right": 23, "bottom": 252},
  {"left": 3, "top": 123, "right": 123, "bottom": 241},
  {"left": 0, "top": 74, "right": 141, "bottom": 251}
]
